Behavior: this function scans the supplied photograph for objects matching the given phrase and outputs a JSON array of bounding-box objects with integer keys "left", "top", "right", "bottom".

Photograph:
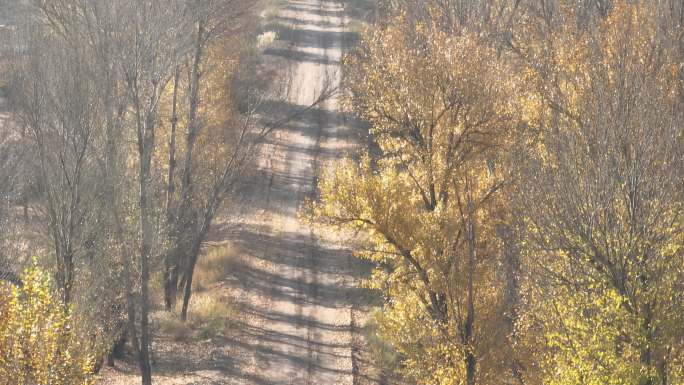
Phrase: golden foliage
[
  {"left": 313, "top": 1, "right": 684, "bottom": 384},
  {"left": 312, "top": 11, "right": 518, "bottom": 384},
  {"left": 514, "top": 2, "right": 684, "bottom": 384},
  {"left": 0, "top": 265, "right": 95, "bottom": 385}
]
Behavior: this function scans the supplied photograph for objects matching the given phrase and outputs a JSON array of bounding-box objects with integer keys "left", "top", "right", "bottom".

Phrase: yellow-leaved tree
[
  {"left": 309, "top": 12, "right": 522, "bottom": 385},
  {"left": 512, "top": 2, "right": 684, "bottom": 384},
  {"left": 0, "top": 265, "right": 95, "bottom": 385}
]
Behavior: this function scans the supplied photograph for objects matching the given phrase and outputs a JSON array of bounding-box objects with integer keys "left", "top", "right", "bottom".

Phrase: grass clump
[
  {"left": 157, "top": 244, "right": 237, "bottom": 341},
  {"left": 193, "top": 243, "right": 237, "bottom": 291},
  {"left": 158, "top": 293, "right": 234, "bottom": 341},
  {"left": 186, "top": 293, "right": 235, "bottom": 339}
]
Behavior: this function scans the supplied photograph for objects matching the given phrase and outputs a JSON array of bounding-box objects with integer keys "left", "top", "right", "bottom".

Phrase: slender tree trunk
[
  {"left": 180, "top": 238, "right": 202, "bottom": 321},
  {"left": 164, "top": 65, "right": 181, "bottom": 310},
  {"left": 63, "top": 251, "right": 73, "bottom": 308},
  {"left": 122, "top": 237, "right": 141, "bottom": 365},
  {"left": 55, "top": 244, "right": 74, "bottom": 309},
  {"left": 135, "top": 105, "right": 157, "bottom": 385},
  {"left": 179, "top": 256, "right": 195, "bottom": 322},
  {"left": 180, "top": 188, "right": 221, "bottom": 321},
  {"left": 640, "top": 301, "right": 655, "bottom": 385},
  {"left": 500, "top": 224, "right": 525, "bottom": 385},
  {"left": 464, "top": 240, "right": 476, "bottom": 385},
  {"left": 170, "top": 23, "right": 205, "bottom": 316},
  {"left": 138, "top": 149, "right": 153, "bottom": 385},
  {"left": 464, "top": 179, "right": 477, "bottom": 385},
  {"left": 175, "top": 21, "right": 206, "bottom": 321},
  {"left": 177, "top": 21, "right": 205, "bottom": 220}
]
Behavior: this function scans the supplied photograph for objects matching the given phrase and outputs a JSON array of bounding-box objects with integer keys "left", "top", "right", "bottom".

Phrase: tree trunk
[
  {"left": 122, "top": 239, "right": 141, "bottom": 372},
  {"left": 465, "top": 350, "right": 476, "bottom": 385},
  {"left": 164, "top": 248, "right": 180, "bottom": 310},
  {"left": 499, "top": 224, "right": 525, "bottom": 385},
  {"left": 180, "top": 234, "right": 204, "bottom": 321},
  {"left": 464, "top": 180, "right": 477, "bottom": 385},
  {"left": 138, "top": 156, "right": 153, "bottom": 385},
  {"left": 164, "top": 65, "right": 181, "bottom": 311},
  {"left": 180, "top": 191, "right": 220, "bottom": 321},
  {"left": 176, "top": 21, "right": 205, "bottom": 225},
  {"left": 56, "top": 246, "right": 74, "bottom": 309},
  {"left": 640, "top": 301, "right": 654, "bottom": 385},
  {"left": 179, "top": 257, "right": 195, "bottom": 322},
  {"left": 171, "top": 23, "right": 206, "bottom": 315},
  {"left": 175, "top": 21, "right": 207, "bottom": 321},
  {"left": 658, "top": 357, "right": 668, "bottom": 385},
  {"left": 64, "top": 251, "right": 73, "bottom": 308},
  {"left": 136, "top": 109, "right": 156, "bottom": 385}
]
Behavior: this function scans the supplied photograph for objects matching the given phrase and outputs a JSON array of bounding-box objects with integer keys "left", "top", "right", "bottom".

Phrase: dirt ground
[{"left": 98, "top": 1, "right": 384, "bottom": 384}]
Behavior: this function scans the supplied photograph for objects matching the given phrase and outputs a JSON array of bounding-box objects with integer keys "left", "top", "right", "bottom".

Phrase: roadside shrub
[{"left": 0, "top": 265, "right": 95, "bottom": 385}]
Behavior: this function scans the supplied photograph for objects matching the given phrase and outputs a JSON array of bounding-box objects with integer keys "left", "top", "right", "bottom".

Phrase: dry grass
[
  {"left": 186, "top": 292, "right": 235, "bottom": 339},
  {"left": 155, "top": 243, "right": 238, "bottom": 340},
  {"left": 156, "top": 312, "right": 192, "bottom": 342},
  {"left": 156, "top": 293, "right": 235, "bottom": 341},
  {"left": 193, "top": 243, "right": 237, "bottom": 292}
]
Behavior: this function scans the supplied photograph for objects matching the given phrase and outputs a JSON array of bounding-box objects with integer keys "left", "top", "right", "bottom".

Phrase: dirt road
[
  {"left": 99, "top": 1, "right": 371, "bottom": 383},
  {"left": 224, "top": 1, "right": 367, "bottom": 384}
]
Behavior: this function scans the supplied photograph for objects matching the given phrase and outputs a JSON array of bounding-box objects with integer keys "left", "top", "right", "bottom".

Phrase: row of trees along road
[
  {"left": 310, "top": 1, "right": 684, "bottom": 385},
  {"left": 0, "top": 0, "right": 274, "bottom": 384}
]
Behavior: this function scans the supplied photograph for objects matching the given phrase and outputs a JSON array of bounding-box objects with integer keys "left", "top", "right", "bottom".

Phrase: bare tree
[
  {"left": 8, "top": 25, "right": 102, "bottom": 307},
  {"left": 0, "top": 90, "right": 27, "bottom": 288},
  {"left": 114, "top": 1, "right": 190, "bottom": 382}
]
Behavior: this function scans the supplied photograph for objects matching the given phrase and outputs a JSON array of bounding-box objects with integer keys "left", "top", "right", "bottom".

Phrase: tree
[
  {"left": 310, "top": 12, "right": 518, "bottom": 385},
  {"left": 114, "top": 2, "right": 189, "bottom": 383},
  {"left": 161, "top": 0, "right": 254, "bottom": 317},
  {"left": 9, "top": 29, "right": 102, "bottom": 307},
  {"left": 159, "top": 0, "right": 329, "bottom": 320},
  {"left": 0, "top": 265, "right": 95, "bottom": 385},
  {"left": 6, "top": 2, "right": 132, "bottom": 372},
  {"left": 513, "top": 2, "right": 684, "bottom": 384},
  {"left": 0, "top": 89, "right": 28, "bottom": 285},
  {"left": 317, "top": 1, "right": 684, "bottom": 385}
]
